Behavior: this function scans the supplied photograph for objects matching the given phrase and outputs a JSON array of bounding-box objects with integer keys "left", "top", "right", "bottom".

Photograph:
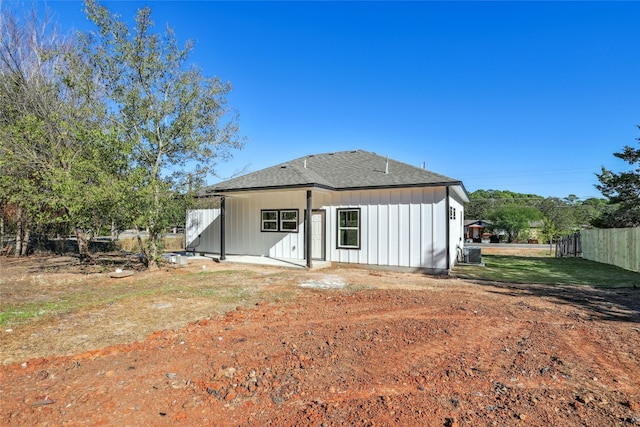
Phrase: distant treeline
[{"left": 466, "top": 190, "right": 614, "bottom": 243}]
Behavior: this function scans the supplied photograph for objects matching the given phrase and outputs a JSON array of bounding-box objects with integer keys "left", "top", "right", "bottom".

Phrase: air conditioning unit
[{"left": 464, "top": 247, "right": 482, "bottom": 264}]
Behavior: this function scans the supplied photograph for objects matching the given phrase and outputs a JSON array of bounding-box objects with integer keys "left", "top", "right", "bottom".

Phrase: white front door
[{"left": 311, "top": 210, "right": 325, "bottom": 260}]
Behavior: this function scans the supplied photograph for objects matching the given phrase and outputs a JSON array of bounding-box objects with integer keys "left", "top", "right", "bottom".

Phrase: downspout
[
  {"left": 445, "top": 187, "right": 451, "bottom": 272},
  {"left": 220, "top": 196, "right": 226, "bottom": 261},
  {"left": 306, "top": 190, "right": 313, "bottom": 268}
]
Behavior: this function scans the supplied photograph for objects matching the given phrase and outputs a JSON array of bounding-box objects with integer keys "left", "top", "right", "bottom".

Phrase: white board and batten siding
[
  {"left": 324, "top": 187, "right": 450, "bottom": 270},
  {"left": 227, "top": 191, "right": 307, "bottom": 259},
  {"left": 186, "top": 186, "right": 464, "bottom": 272},
  {"left": 448, "top": 192, "right": 466, "bottom": 268},
  {"left": 185, "top": 209, "right": 220, "bottom": 254},
  {"left": 188, "top": 192, "right": 309, "bottom": 259}
]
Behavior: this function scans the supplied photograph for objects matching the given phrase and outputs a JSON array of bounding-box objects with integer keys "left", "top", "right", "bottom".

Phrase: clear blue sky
[{"left": 40, "top": 1, "right": 640, "bottom": 199}]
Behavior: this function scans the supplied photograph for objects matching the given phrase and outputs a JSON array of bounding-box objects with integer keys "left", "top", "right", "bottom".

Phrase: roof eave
[
  {"left": 449, "top": 182, "right": 470, "bottom": 203},
  {"left": 205, "top": 182, "right": 335, "bottom": 195},
  {"left": 203, "top": 181, "right": 468, "bottom": 197},
  {"left": 335, "top": 181, "right": 469, "bottom": 195}
]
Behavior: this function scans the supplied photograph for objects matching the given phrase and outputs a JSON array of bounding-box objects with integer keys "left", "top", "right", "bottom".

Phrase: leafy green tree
[
  {"left": 563, "top": 194, "right": 580, "bottom": 205},
  {"left": 466, "top": 190, "right": 499, "bottom": 219},
  {"left": 576, "top": 197, "right": 610, "bottom": 227},
  {"left": 537, "top": 197, "right": 576, "bottom": 243},
  {"left": 466, "top": 189, "right": 543, "bottom": 219},
  {"left": 487, "top": 205, "right": 542, "bottom": 243},
  {"left": 468, "top": 190, "right": 609, "bottom": 241},
  {"left": 595, "top": 132, "right": 640, "bottom": 227},
  {"left": 81, "top": 0, "right": 243, "bottom": 269}
]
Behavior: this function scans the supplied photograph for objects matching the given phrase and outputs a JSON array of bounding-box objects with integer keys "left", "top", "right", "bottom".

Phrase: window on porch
[
  {"left": 280, "top": 210, "right": 299, "bottom": 231},
  {"left": 261, "top": 209, "right": 299, "bottom": 232},
  {"left": 261, "top": 210, "right": 278, "bottom": 231}
]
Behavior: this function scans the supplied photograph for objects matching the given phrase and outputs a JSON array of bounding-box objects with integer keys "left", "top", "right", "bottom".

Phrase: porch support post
[
  {"left": 445, "top": 187, "right": 450, "bottom": 270},
  {"left": 306, "top": 190, "right": 312, "bottom": 269},
  {"left": 220, "top": 196, "right": 226, "bottom": 261}
]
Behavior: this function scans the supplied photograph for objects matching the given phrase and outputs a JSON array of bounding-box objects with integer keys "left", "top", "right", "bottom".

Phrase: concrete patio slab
[{"left": 182, "top": 252, "right": 331, "bottom": 270}]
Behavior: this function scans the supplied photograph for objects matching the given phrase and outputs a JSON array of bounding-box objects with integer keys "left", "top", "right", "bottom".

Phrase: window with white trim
[
  {"left": 261, "top": 209, "right": 299, "bottom": 232},
  {"left": 337, "top": 208, "right": 360, "bottom": 249}
]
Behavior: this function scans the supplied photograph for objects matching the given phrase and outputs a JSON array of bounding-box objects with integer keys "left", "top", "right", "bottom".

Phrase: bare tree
[
  {"left": 0, "top": 4, "right": 62, "bottom": 256},
  {"left": 0, "top": 4, "right": 123, "bottom": 260}
]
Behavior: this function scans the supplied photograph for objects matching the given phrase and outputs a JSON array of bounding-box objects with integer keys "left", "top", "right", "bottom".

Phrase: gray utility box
[
  {"left": 164, "top": 253, "right": 189, "bottom": 267},
  {"left": 463, "top": 247, "right": 482, "bottom": 264},
  {"left": 172, "top": 255, "right": 188, "bottom": 266}
]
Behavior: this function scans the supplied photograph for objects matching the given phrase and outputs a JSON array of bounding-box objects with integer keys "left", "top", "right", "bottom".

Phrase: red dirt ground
[{"left": 1, "top": 258, "right": 640, "bottom": 426}]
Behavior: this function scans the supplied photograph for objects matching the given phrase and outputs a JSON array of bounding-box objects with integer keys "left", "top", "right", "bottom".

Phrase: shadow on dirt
[
  {"left": 36, "top": 236, "right": 118, "bottom": 255},
  {"left": 2, "top": 236, "right": 119, "bottom": 256},
  {"left": 475, "top": 280, "right": 640, "bottom": 324},
  {"left": 1, "top": 237, "right": 147, "bottom": 273}
]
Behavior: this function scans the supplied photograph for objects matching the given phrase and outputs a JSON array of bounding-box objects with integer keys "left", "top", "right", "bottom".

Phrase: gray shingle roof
[{"left": 203, "top": 149, "right": 467, "bottom": 196}]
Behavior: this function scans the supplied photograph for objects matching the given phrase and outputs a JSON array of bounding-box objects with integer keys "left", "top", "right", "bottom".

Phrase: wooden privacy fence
[
  {"left": 580, "top": 227, "right": 640, "bottom": 273},
  {"left": 556, "top": 232, "right": 581, "bottom": 257}
]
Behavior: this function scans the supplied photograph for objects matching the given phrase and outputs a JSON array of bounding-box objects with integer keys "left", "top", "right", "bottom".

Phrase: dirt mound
[{"left": 1, "top": 267, "right": 639, "bottom": 426}]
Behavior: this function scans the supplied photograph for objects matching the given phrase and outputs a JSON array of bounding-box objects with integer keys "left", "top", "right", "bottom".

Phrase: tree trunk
[
  {"left": 75, "top": 226, "right": 93, "bottom": 261},
  {"left": 13, "top": 208, "right": 31, "bottom": 256},
  {"left": 147, "top": 229, "right": 159, "bottom": 271},
  {"left": 15, "top": 228, "right": 21, "bottom": 257},
  {"left": 135, "top": 228, "right": 150, "bottom": 268},
  {"left": 0, "top": 211, "right": 5, "bottom": 253},
  {"left": 15, "top": 208, "right": 23, "bottom": 257},
  {"left": 20, "top": 228, "right": 30, "bottom": 256}
]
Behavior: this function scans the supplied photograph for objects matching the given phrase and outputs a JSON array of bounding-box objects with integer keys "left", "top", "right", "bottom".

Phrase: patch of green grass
[
  {"left": 0, "top": 309, "right": 38, "bottom": 324},
  {"left": 452, "top": 255, "right": 640, "bottom": 288},
  {"left": 0, "top": 301, "right": 72, "bottom": 325},
  {"left": 0, "top": 268, "right": 269, "bottom": 326}
]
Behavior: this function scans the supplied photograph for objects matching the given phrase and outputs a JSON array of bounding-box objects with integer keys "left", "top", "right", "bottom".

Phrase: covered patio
[{"left": 185, "top": 253, "right": 332, "bottom": 270}]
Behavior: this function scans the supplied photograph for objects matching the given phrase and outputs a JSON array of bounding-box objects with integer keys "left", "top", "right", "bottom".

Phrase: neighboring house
[
  {"left": 464, "top": 220, "right": 491, "bottom": 242},
  {"left": 464, "top": 219, "right": 545, "bottom": 243},
  {"left": 187, "top": 150, "right": 469, "bottom": 274}
]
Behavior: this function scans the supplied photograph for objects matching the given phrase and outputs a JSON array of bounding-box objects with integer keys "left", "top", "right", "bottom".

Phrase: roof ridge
[
  {"left": 300, "top": 149, "right": 451, "bottom": 178},
  {"left": 299, "top": 148, "right": 371, "bottom": 158}
]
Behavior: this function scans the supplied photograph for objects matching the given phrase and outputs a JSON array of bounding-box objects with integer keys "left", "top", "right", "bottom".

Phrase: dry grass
[
  {"left": 116, "top": 234, "right": 185, "bottom": 252},
  {"left": 478, "top": 245, "right": 556, "bottom": 257}
]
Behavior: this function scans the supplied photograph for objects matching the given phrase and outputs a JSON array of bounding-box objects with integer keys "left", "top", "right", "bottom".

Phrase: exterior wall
[
  {"left": 187, "top": 187, "right": 464, "bottom": 272},
  {"left": 187, "top": 186, "right": 459, "bottom": 272},
  {"left": 448, "top": 192, "right": 465, "bottom": 268},
  {"left": 187, "top": 193, "right": 309, "bottom": 259},
  {"left": 320, "top": 187, "right": 448, "bottom": 271},
  {"left": 185, "top": 209, "right": 220, "bottom": 254},
  {"left": 225, "top": 191, "right": 308, "bottom": 259}
]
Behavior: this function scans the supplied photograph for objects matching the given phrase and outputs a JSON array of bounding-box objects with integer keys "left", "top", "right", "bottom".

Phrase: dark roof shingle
[{"left": 204, "top": 149, "right": 466, "bottom": 196}]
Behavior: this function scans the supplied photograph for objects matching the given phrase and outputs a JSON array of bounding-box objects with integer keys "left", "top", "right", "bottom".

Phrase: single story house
[
  {"left": 186, "top": 149, "right": 469, "bottom": 274},
  {"left": 464, "top": 219, "right": 492, "bottom": 242},
  {"left": 465, "top": 219, "right": 546, "bottom": 243}
]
